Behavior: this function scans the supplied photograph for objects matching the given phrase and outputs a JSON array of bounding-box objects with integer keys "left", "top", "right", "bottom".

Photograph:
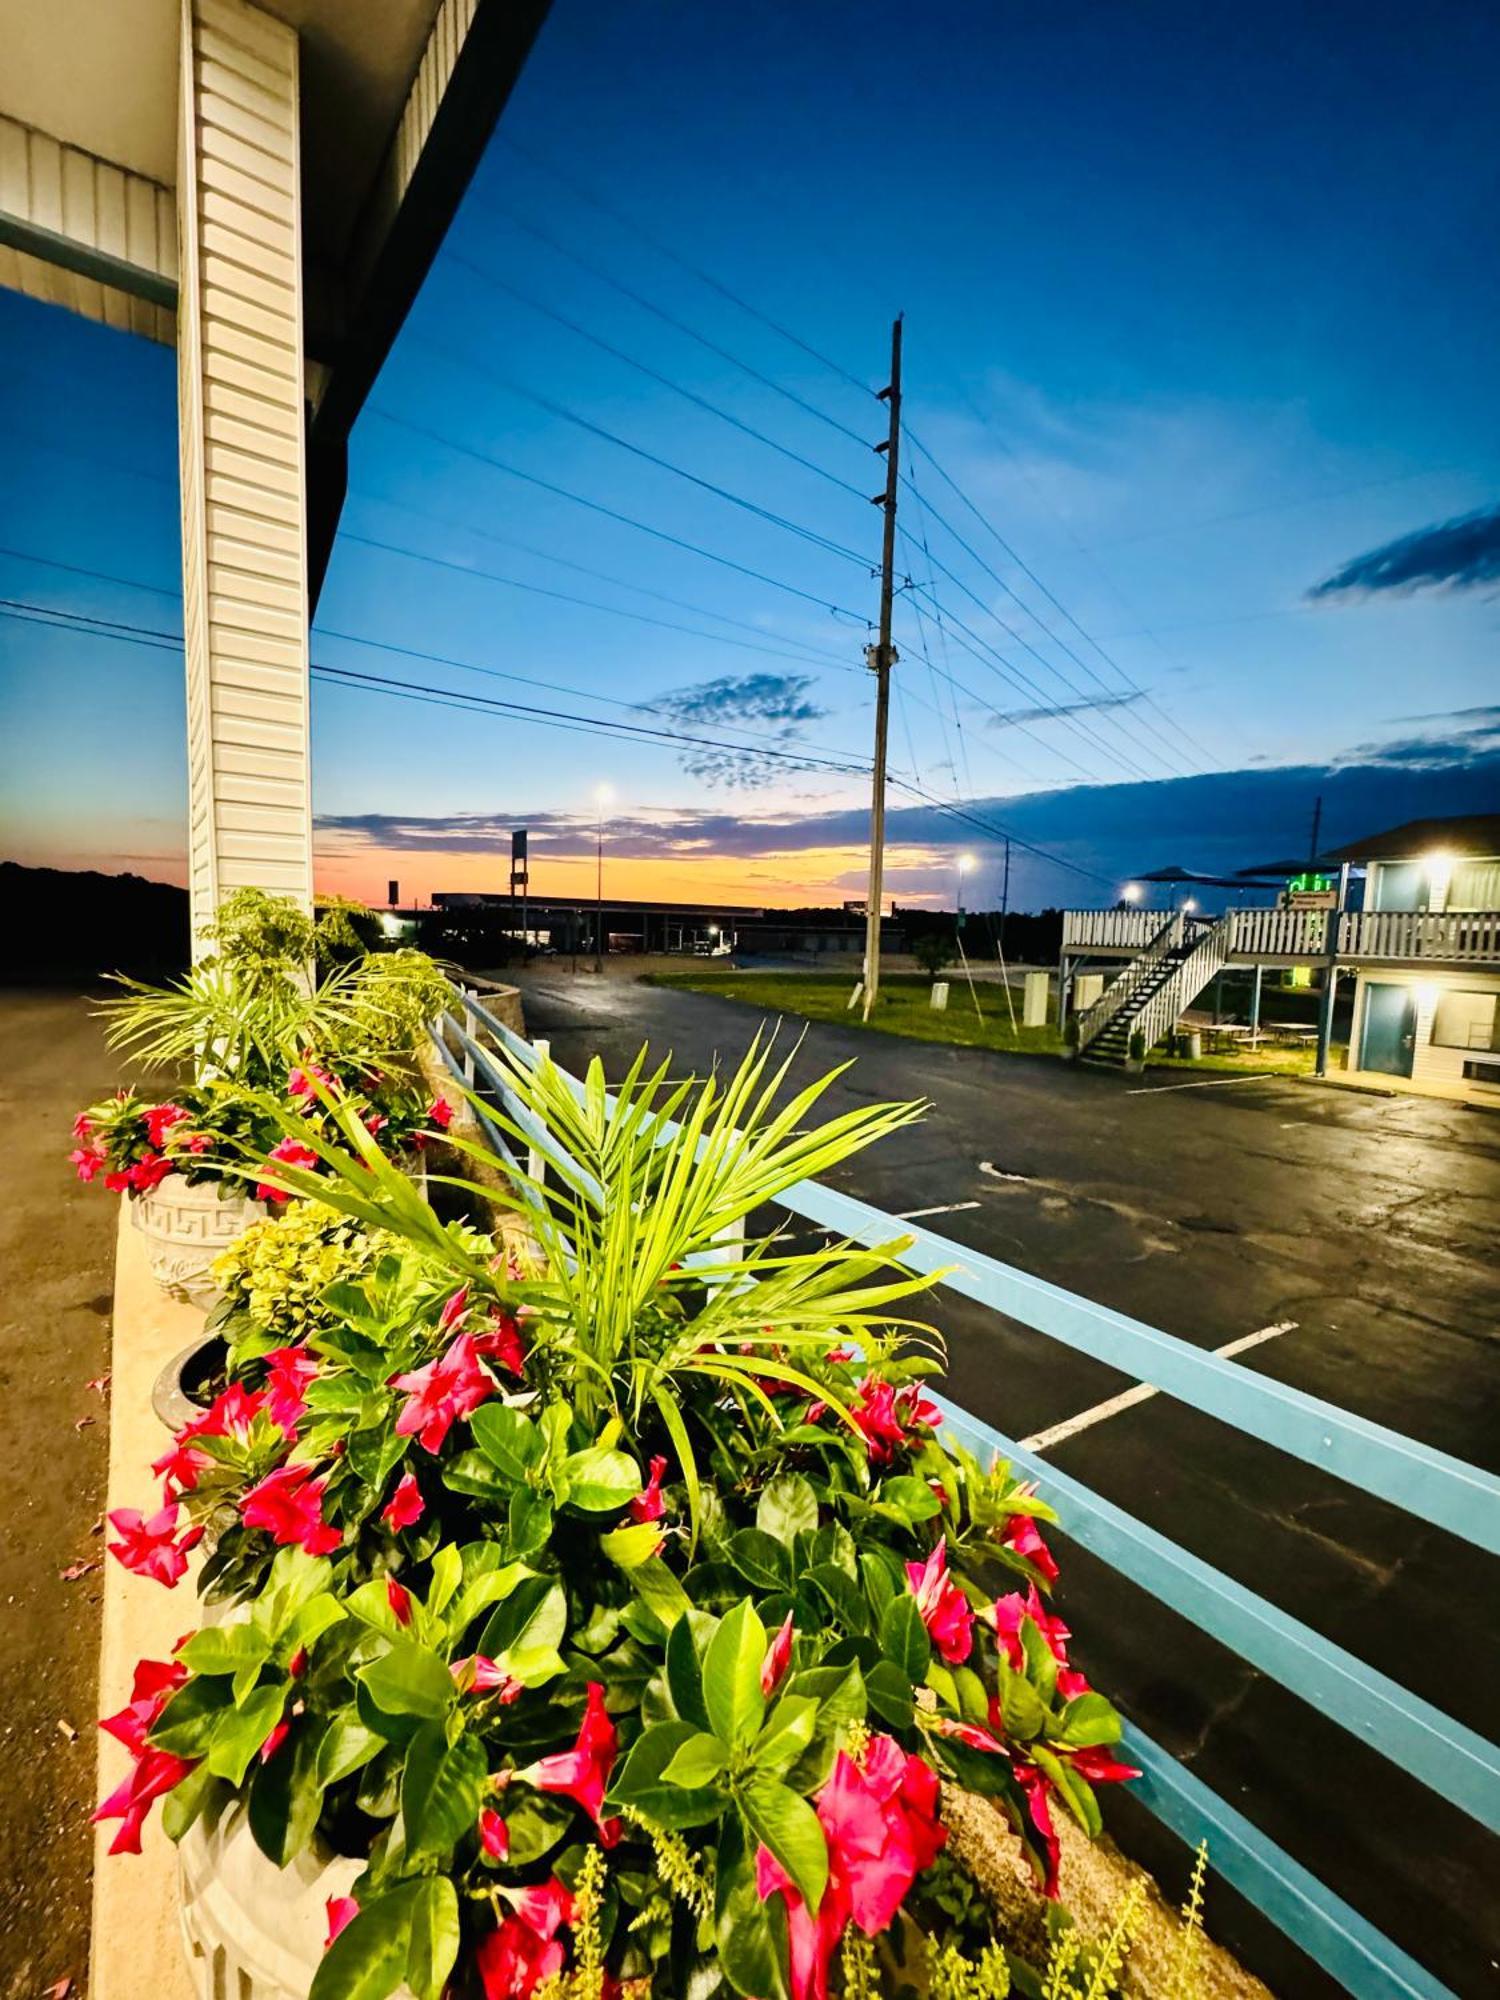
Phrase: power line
[
  {"left": 3, "top": 595, "right": 1109, "bottom": 887},
  {"left": 476, "top": 198, "right": 872, "bottom": 448},
  {"left": 367, "top": 409, "right": 872, "bottom": 626},
  {"left": 497, "top": 136, "right": 878, "bottom": 402},
  {"left": 439, "top": 254, "right": 869, "bottom": 501},
  {"left": 409, "top": 354, "right": 873, "bottom": 568}
]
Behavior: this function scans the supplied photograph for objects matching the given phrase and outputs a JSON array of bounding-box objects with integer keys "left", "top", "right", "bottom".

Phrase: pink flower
[
  {"left": 72, "top": 1112, "right": 94, "bottom": 1139},
  {"left": 129, "top": 1151, "right": 175, "bottom": 1195},
  {"left": 259, "top": 1715, "right": 291, "bottom": 1763},
  {"left": 392, "top": 1332, "right": 496, "bottom": 1453},
  {"left": 451, "top": 1655, "right": 524, "bottom": 1702},
  {"left": 476, "top": 1881, "right": 573, "bottom": 2000},
  {"left": 438, "top": 1286, "right": 470, "bottom": 1334},
  {"left": 478, "top": 1806, "right": 509, "bottom": 1859},
  {"left": 906, "top": 1538, "right": 974, "bottom": 1664},
  {"left": 474, "top": 1309, "right": 527, "bottom": 1375},
  {"left": 756, "top": 1736, "right": 946, "bottom": 2000},
  {"left": 527, "top": 1682, "right": 621, "bottom": 1845},
  {"left": 324, "top": 1896, "right": 359, "bottom": 1948},
  {"left": 255, "top": 1136, "right": 321, "bottom": 1203},
  {"left": 382, "top": 1471, "right": 424, "bottom": 1531},
  {"left": 761, "top": 1613, "right": 795, "bottom": 1698},
  {"left": 999, "top": 1496, "right": 1059, "bottom": 1585},
  {"left": 427, "top": 1097, "right": 454, "bottom": 1131},
  {"left": 288, "top": 1065, "right": 337, "bottom": 1101},
  {"left": 848, "top": 1377, "right": 941, "bottom": 1463},
  {"left": 262, "top": 1345, "right": 318, "bottom": 1431},
  {"left": 629, "top": 1455, "right": 669, "bottom": 1525},
  {"left": 1070, "top": 1745, "right": 1141, "bottom": 1786},
  {"left": 363, "top": 1110, "right": 389, "bottom": 1136},
  {"left": 239, "top": 1463, "right": 342, "bottom": 1556},
  {"left": 386, "top": 1577, "right": 413, "bottom": 1627},
  {"left": 69, "top": 1144, "right": 108, "bottom": 1182},
  {"left": 142, "top": 1103, "right": 192, "bottom": 1149},
  {"left": 990, "top": 1586, "right": 1089, "bottom": 1698},
  {"left": 106, "top": 1503, "right": 203, "bottom": 1588},
  {"left": 93, "top": 1742, "right": 197, "bottom": 1855},
  {"left": 99, "top": 1657, "right": 188, "bottom": 1756},
  {"left": 1015, "top": 1761, "right": 1062, "bottom": 1897}
]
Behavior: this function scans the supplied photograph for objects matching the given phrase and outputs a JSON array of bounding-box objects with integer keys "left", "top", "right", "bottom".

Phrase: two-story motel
[{"left": 1059, "top": 814, "right": 1500, "bottom": 1102}]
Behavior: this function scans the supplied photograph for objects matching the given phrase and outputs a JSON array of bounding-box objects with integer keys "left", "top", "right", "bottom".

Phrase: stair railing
[
  {"left": 1131, "top": 911, "right": 1235, "bottom": 1056},
  {"left": 1076, "top": 911, "right": 1183, "bottom": 1052}
]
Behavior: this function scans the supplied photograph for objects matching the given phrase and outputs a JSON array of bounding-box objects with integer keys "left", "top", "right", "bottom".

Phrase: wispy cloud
[
  {"left": 1336, "top": 703, "right": 1500, "bottom": 771},
  {"left": 985, "top": 691, "right": 1142, "bottom": 732},
  {"left": 1309, "top": 504, "right": 1500, "bottom": 599},
  {"left": 639, "top": 673, "right": 831, "bottom": 790}
]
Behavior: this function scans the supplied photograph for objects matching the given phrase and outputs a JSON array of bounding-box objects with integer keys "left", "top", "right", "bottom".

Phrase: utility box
[
  {"left": 1023, "top": 970, "right": 1049, "bottom": 1028},
  {"left": 929, "top": 981, "right": 950, "bottom": 1011},
  {"left": 1074, "top": 973, "right": 1104, "bottom": 1012}
]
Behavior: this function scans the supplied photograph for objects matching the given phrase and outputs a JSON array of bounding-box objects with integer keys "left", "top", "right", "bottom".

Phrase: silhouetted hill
[{"left": 2, "top": 863, "right": 189, "bottom": 984}]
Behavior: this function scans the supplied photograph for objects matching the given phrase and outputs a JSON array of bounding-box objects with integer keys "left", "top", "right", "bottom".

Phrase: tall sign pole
[{"left": 861, "top": 314, "right": 903, "bottom": 1022}]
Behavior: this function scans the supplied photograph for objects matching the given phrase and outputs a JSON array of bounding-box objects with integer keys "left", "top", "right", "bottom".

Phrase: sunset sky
[{"left": 3, "top": 0, "right": 1498, "bottom": 912}]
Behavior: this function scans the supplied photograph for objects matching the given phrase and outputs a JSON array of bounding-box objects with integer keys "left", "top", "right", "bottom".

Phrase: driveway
[{"left": 504, "top": 965, "right": 1500, "bottom": 1999}]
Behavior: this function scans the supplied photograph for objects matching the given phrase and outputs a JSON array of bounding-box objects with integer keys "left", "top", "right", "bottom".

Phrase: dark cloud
[
  {"left": 640, "top": 674, "right": 829, "bottom": 791},
  {"left": 1309, "top": 504, "right": 1500, "bottom": 599},
  {"left": 985, "top": 691, "right": 1142, "bottom": 731},
  {"left": 1336, "top": 705, "right": 1500, "bottom": 770}
]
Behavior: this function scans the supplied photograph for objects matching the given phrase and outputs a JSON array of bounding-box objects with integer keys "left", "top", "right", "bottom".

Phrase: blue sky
[{"left": 2, "top": 0, "right": 1497, "bottom": 911}]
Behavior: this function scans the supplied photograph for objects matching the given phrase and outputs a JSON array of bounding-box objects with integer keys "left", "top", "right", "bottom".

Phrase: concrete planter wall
[
  {"left": 178, "top": 1799, "right": 368, "bottom": 2000},
  {"left": 129, "top": 1175, "right": 268, "bottom": 1308}
]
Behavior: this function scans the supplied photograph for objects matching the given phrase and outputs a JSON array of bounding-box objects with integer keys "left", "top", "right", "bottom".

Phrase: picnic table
[{"left": 1262, "top": 1021, "right": 1320, "bottom": 1046}]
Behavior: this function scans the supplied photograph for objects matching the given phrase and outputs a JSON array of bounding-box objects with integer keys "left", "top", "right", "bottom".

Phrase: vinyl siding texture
[
  {"left": 1348, "top": 968, "right": 1500, "bottom": 1102},
  {"left": 177, "top": 0, "right": 312, "bottom": 945}
]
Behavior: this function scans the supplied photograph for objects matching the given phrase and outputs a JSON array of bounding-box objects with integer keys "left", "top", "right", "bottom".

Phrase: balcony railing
[
  {"left": 434, "top": 982, "right": 1498, "bottom": 2000},
  {"left": 1064, "top": 905, "right": 1500, "bottom": 966}
]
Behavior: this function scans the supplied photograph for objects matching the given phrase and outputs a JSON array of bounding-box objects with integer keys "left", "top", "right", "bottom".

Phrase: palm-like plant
[{"left": 235, "top": 1033, "right": 945, "bottom": 1537}]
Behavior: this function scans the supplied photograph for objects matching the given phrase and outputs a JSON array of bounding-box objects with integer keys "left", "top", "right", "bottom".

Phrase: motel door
[{"left": 1361, "top": 982, "right": 1417, "bottom": 1077}]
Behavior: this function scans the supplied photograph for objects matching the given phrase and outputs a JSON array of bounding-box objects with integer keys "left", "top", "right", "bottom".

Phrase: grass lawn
[{"left": 642, "top": 970, "right": 1344, "bottom": 1077}]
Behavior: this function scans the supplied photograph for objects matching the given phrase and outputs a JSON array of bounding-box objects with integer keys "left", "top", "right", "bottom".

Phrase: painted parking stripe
[
  {"left": 1020, "top": 1322, "right": 1298, "bottom": 1453},
  {"left": 1125, "top": 1073, "right": 1293, "bottom": 1095},
  {"left": 772, "top": 1199, "right": 981, "bottom": 1242}
]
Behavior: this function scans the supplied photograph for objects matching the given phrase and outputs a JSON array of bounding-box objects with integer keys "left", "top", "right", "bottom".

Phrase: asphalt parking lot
[{"left": 506, "top": 964, "right": 1500, "bottom": 2000}]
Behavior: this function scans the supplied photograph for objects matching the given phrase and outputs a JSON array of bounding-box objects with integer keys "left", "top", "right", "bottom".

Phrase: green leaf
[
  {"left": 357, "top": 1642, "right": 454, "bottom": 1721},
  {"left": 249, "top": 1716, "right": 325, "bottom": 1865},
  {"left": 727, "top": 1528, "right": 793, "bottom": 1592},
  {"left": 807, "top": 1563, "right": 868, "bottom": 1636},
  {"left": 442, "top": 1450, "right": 516, "bottom": 1502},
  {"left": 150, "top": 1675, "right": 235, "bottom": 1757},
  {"left": 344, "top": 1578, "right": 419, "bottom": 1640},
  {"left": 160, "top": 1759, "right": 219, "bottom": 1843},
  {"left": 880, "top": 1594, "right": 931, "bottom": 1680},
  {"left": 406, "top": 1877, "right": 461, "bottom": 2000},
  {"left": 501, "top": 1791, "right": 574, "bottom": 1865},
  {"left": 1056, "top": 1691, "right": 1122, "bottom": 1749},
  {"left": 752, "top": 1695, "right": 819, "bottom": 1775},
  {"left": 875, "top": 1474, "right": 943, "bottom": 1523},
  {"left": 740, "top": 1775, "right": 828, "bottom": 1913},
  {"left": 607, "top": 1720, "right": 727, "bottom": 1829},
  {"left": 661, "top": 1732, "right": 730, "bottom": 1788},
  {"left": 402, "top": 1722, "right": 487, "bottom": 1857},
  {"left": 859, "top": 1553, "right": 897, "bottom": 1622},
  {"left": 477, "top": 1576, "right": 567, "bottom": 1676},
  {"left": 206, "top": 1683, "right": 285, "bottom": 1788},
  {"left": 469, "top": 1403, "right": 542, "bottom": 1481},
  {"left": 254, "top": 1547, "right": 336, "bottom": 1644},
  {"left": 757, "top": 1472, "right": 818, "bottom": 1547},
  {"left": 427, "top": 1545, "right": 462, "bottom": 1617},
  {"left": 703, "top": 1601, "right": 767, "bottom": 1748},
  {"left": 666, "top": 1613, "right": 710, "bottom": 1731},
  {"left": 279, "top": 1593, "right": 347, "bottom": 1662},
  {"left": 562, "top": 1444, "right": 643, "bottom": 1512},
  {"left": 716, "top": 1811, "right": 790, "bottom": 2000},
  {"left": 507, "top": 1489, "right": 553, "bottom": 1560},
  {"left": 865, "top": 1660, "right": 915, "bottom": 1731},
  {"left": 996, "top": 1666, "right": 1048, "bottom": 1742},
  {"left": 627, "top": 1555, "right": 692, "bottom": 1631},
  {"left": 177, "top": 1625, "right": 271, "bottom": 1677},
  {"left": 316, "top": 1712, "right": 386, "bottom": 1789},
  {"left": 309, "top": 1884, "right": 420, "bottom": 2000},
  {"left": 600, "top": 1521, "right": 664, "bottom": 1569}
]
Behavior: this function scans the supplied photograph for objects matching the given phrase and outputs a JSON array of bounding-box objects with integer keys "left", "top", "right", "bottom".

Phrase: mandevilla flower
[
  {"left": 906, "top": 1536, "right": 974, "bottom": 1664},
  {"left": 381, "top": 1470, "right": 424, "bottom": 1531},
  {"left": 69, "top": 1143, "right": 107, "bottom": 1182},
  {"left": 255, "top": 1136, "right": 321, "bottom": 1203},
  {"left": 238, "top": 1463, "right": 341, "bottom": 1555},
  {"left": 128, "top": 1151, "right": 175, "bottom": 1195},
  {"left": 392, "top": 1331, "right": 496, "bottom": 1453},
  {"left": 142, "top": 1103, "right": 192, "bottom": 1149},
  {"left": 476, "top": 1879, "right": 573, "bottom": 2000},
  {"left": 93, "top": 1742, "right": 198, "bottom": 1855},
  {"left": 474, "top": 1308, "right": 527, "bottom": 1375},
  {"left": 761, "top": 1612, "right": 795, "bottom": 1697},
  {"left": 288, "top": 1064, "right": 337, "bottom": 1101},
  {"left": 427, "top": 1096, "right": 454, "bottom": 1130},
  {"left": 999, "top": 1493, "right": 1060, "bottom": 1584},
  {"left": 262, "top": 1344, "right": 318, "bottom": 1431},
  {"left": 99, "top": 1656, "right": 187, "bottom": 1757},
  {"left": 386, "top": 1577, "right": 413, "bottom": 1626},
  {"left": 323, "top": 1896, "right": 359, "bottom": 1948},
  {"left": 629, "top": 1454, "right": 669, "bottom": 1525},
  {"left": 478, "top": 1805, "right": 509, "bottom": 1859},
  {"left": 106, "top": 1503, "right": 203, "bottom": 1587},
  {"left": 525, "top": 1682, "right": 621, "bottom": 1846},
  {"left": 451, "top": 1655, "right": 524, "bottom": 1702},
  {"left": 849, "top": 1376, "right": 941, "bottom": 1463},
  {"left": 990, "top": 1585, "right": 1089, "bottom": 1698}
]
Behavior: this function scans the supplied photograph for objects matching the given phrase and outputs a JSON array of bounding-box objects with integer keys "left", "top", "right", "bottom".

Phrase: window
[
  {"left": 1431, "top": 989, "right": 1500, "bottom": 1052},
  {"left": 1449, "top": 858, "right": 1500, "bottom": 911}
]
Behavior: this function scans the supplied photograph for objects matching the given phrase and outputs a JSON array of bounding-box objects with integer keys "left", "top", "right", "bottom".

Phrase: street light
[
  {"left": 1122, "top": 881, "right": 1141, "bottom": 904},
  {"left": 1182, "top": 895, "right": 1198, "bottom": 915},
  {"left": 593, "top": 783, "right": 613, "bottom": 975},
  {"left": 956, "top": 851, "right": 975, "bottom": 927}
]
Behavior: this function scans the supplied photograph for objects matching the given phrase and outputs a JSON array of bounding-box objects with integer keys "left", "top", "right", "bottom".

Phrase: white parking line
[
  {"left": 896, "top": 1201, "right": 982, "bottom": 1221},
  {"left": 1125, "top": 1073, "right": 1291, "bottom": 1095},
  {"left": 1019, "top": 1322, "right": 1297, "bottom": 1452}
]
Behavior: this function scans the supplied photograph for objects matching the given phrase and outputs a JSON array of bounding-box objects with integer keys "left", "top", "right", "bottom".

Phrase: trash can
[{"left": 1181, "top": 1029, "right": 1202, "bottom": 1060}]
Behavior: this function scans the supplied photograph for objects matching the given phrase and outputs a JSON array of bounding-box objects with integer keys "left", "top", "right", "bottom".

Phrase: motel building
[
  {"left": 1, "top": 0, "right": 549, "bottom": 944},
  {"left": 1059, "top": 814, "right": 1500, "bottom": 1103}
]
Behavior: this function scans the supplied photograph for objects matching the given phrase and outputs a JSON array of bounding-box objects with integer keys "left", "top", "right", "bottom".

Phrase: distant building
[{"left": 428, "top": 892, "right": 904, "bottom": 961}]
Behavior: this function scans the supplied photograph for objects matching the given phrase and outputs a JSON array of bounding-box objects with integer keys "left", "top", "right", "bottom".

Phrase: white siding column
[{"left": 176, "top": 0, "right": 312, "bottom": 947}]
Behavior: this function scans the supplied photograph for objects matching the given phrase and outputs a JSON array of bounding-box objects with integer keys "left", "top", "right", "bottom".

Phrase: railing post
[
  {"left": 461, "top": 991, "right": 477, "bottom": 1089},
  {"left": 1315, "top": 863, "right": 1351, "bottom": 1076},
  {"left": 526, "top": 1037, "right": 550, "bottom": 1186}
]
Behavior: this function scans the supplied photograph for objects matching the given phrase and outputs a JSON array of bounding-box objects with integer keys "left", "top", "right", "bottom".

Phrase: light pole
[
  {"left": 593, "top": 783, "right": 612, "bottom": 975},
  {"left": 955, "top": 852, "right": 975, "bottom": 930},
  {"left": 1122, "top": 881, "right": 1141, "bottom": 906}
]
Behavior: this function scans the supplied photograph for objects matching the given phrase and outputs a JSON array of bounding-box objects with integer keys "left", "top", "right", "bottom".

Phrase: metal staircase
[{"left": 1077, "top": 912, "right": 1235, "bottom": 1066}]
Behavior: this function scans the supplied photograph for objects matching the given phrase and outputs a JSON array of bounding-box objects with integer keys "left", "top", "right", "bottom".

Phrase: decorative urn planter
[
  {"left": 178, "top": 1797, "right": 364, "bottom": 2000},
  {"left": 129, "top": 1174, "right": 268, "bottom": 1308}
]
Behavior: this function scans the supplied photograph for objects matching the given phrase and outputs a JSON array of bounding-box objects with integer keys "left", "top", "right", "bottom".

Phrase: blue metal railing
[{"left": 434, "top": 988, "right": 1496, "bottom": 2000}]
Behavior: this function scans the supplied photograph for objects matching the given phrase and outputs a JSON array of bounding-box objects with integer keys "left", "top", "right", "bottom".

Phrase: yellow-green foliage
[
  {"left": 929, "top": 1936, "right": 1012, "bottom": 2000},
  {"left": 212, "top": 1201, "right": 398, "bottom": 1341}
]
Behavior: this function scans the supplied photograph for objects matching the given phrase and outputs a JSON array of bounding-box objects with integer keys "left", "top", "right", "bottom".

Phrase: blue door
[{"left": 1361, "top": 983, "right": 1417, "bottom": 1077}]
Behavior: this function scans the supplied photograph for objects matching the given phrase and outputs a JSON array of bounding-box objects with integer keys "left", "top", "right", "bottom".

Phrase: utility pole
[
  {"left": 1308, "top": 794, "right": 1323, "bottom": 870},
  {"left": 1000, "top": 836, "right": 1011, "bottom": 925},
  {"left": 861, "top": 314, "right": 903, "bottom": 1022}
]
